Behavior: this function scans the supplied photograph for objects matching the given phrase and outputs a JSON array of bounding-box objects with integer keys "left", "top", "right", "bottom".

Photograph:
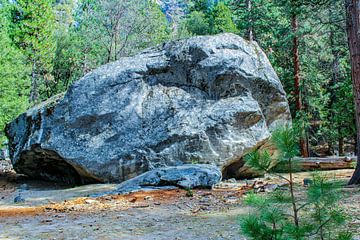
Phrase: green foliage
[
  {"left": 0, "top": 2, "right": 30, "bottom": 146},
  {"left": 230, "top": 0, "right": 355, "bottom": 154},
  {"left": 336, "top": 232, "right": 353, "bottom": 240},
  {"left": 50, "top": 0, "right": 79, "bottom": 93},
  {"left": 245, "top": 125, "right": 301, "bottom": 173},
  {"left": 240, "top": 126, "right": 352, "bottom": 239},
  {"left": 305, "top": 174, "right": 352, "bottom": 239},
  {"left": 52, "top": 32, "right": 83, "bottom": 93},
  {"left": 185, "top": 188, "right": 194, "bottom": 197},
  {"left": 271, "top": 125, "right": 300, "bottom": 160},
  {"left": 234, "top": 0, "right": 283, "bottom": 35},
  {"left": 243, "top": 192, "right": 267, "bottom": 206},
  {"left": 188, "top": 0, "right": 220, "bottom": 12},
  {"left": 185, "top": 11, "right": 210, "bottom": 35},
  {"left": 211, "top": 2, "right": 238, "bottom": 34},
  {"left": 241, "top": 182, "right": 351, "bottom": 240},
  {"left": 75, "top": 0, "right": 170, "bottom": 62},
  {"left": 51, "top": 0, "right": 171, "bottom": 90},
  {"left": 240, "top": 214, "right": 282, "bottom": 240},
  {"left": 244, "top": 150, "right": 272, "bottom": 173},
  {"left": 8, "top": 0, "right": 56, "bottom": 102},
  {"left": 298, "top": 0, "right": 354, "bottom": 154},
  {"left": 240, "top": 192, "right": 292, "bottom": 240},
  {"left": 186, "top": 0, "right": 237, "bottom": 35},
  {"left": 0, "top": 0, "right": 173, "bottom": 145}
]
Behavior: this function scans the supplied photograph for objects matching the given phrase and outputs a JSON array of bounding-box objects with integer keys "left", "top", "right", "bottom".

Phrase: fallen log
[{"left": 293, "top": 156, "right": 356, "bottom": 171}]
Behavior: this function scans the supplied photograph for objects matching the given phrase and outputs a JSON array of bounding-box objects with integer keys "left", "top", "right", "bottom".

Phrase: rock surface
[
  {"left": 115, "top": 164, "right": 222, "bottom": 194},
  {"left": 6, "top": 33, "right": 290, "bottom": 183}
]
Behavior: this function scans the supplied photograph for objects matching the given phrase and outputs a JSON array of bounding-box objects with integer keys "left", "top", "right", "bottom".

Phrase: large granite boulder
[{"left": 6, "top": 33, "right": 290, "bottom": 184}]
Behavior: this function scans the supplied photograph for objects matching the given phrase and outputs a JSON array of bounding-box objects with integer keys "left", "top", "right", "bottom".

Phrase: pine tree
[
  {"left": 230, "top": 0, "right": 285, "bottom": 42},
  {"left": 0, "top": 2, "right": 30, "bottom": 145},
  {"left": 186, "top": 0, "right": 238, "bottom": 35},
  {"left": 211, "top": 2, "right": 238, "bottom": 33},
  {"left": 8, "top": 0, "right": 56, "bottom": 103},
  {"left": 240, "top": 125, "right": 352, "bottom": 239},
  {"left": 185, "top": 11, "right": 210, "bottom": 35}
]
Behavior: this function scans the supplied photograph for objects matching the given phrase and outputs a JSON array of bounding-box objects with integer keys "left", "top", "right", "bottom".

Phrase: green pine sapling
[{"left": 239, "top": 125, "right": 352, "bottom": 240}]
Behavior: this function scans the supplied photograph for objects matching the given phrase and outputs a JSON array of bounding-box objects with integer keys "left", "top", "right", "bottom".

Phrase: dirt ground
[{"left": 0, "top": 160, "right": 359, "bottom": 240}]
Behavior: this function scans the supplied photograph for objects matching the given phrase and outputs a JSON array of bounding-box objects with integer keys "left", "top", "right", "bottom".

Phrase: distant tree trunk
[
  {"left": 339, "top": 136, "right": 344, "bottom": 156},
  {"left": 328, "top": 142, "right": 334, "bottom": 156},
  {"left": 329, "top": 6, "right": 342, "bottom": 157},
  {"left": 246, "top": 0, "right": 253, "bottom": 41},
  {"left": 291, "top": 9, "right": 308, "bottom": 157},
  {"left": 292, "top": 13, "right": 301, "bottom": 112},
  {"left": 30, "top": 59, "right": 38, "bottom": 103},
  {"left": 334, "top": 50, "right": 342, "bottom": 154},
  {"left": 346, "top": 0, "right": 360, "bottom": 185},
  {"left": 355, "top": 134, "right": 358, "bottom": 154}
]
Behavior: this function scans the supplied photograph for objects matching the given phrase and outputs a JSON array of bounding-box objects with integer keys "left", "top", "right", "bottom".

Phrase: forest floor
[{"left": 0, "top": 160, "right": 360, "bottom": 240}]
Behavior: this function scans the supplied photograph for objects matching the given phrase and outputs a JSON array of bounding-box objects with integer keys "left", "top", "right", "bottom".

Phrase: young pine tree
[{"left": 240, "top": 125, "right": 352, "bottom": 240}]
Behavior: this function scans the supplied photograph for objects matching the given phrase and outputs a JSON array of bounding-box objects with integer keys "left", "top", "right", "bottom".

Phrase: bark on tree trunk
[
  {"left": 346, "top": 0, "right": 360, "bottom": 185},
  {"left": 292, "top": 10, "right": 309, "bottom": 157},
  {"left": 294, "top": 156, "right": 356, "bottom": 170},
  {"left": 327, "top": 142, "right": 334, "bottom": 156},
  {"left": 246, "top": 0, "right": 253, "bottom": 41},
  {"left": 355, "top": 133, "right": 358, "bottom": 154},
  {"left": 30, "top": 60, "right": 38, "bottom": 103},
  {"left": 292, "top": 13, "right": 301, "bottom": 112},
  {"left": 339, "top": 136, "right": 344, "bottom": 156},
  {"left": 329, "top": 7, "right": 342, "bottom": 157}
]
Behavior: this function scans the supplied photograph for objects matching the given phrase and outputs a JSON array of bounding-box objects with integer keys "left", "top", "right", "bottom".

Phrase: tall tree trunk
[
  {"left": 292, "top": 13, "right": 301, "bottom": 112},
  {"left": 292, "top": 10, "right": 308, "bottom": 157},
  {"left": 334, "top": 50, "right": 341, "bottom": 154},
  {"left": 328, "top": 142, "right": 334, "bottom": 155},
  {"left": 339, "top": 136, "right": 344, "bottom": 156},
  {"left": 346, "top": 0, "right": 360, "bottom": 185},
  {"left": 246, "top": 0, "right": 253, "bottom": 41},
  {"left": 107, "top": 43, "right": 113, "bottom": 63},
  {"left": 355, "top": 133, "right": 358, "bottom": 154},
  {"left": 329, "top": 7, "right": 341, "bottom": 156},
  {"left": 30, "top": 59, "right": 38, "bottom": 103}
]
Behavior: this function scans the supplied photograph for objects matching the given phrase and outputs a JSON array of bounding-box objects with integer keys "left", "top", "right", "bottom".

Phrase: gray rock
[
  {"left": 18, "top": 183, "right": 29, "bottom": 191},
  {"left": 303, "top": 178, "right": 313, "bottom": 187},
  {"left": 0, "top": 148, "right": 9, "bottom": 160},
  {"left": 6, "top": 33, "right": 290, "bottom": 183},
  {"left": 14, "top": 195, "right": 25, "bottom": 203},
  {"left": 116, "top": 164, "right": 222, "bottom": 194}
]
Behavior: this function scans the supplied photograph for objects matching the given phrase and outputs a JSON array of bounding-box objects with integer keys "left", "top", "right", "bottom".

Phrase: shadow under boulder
[{"left": 14, "top": 145, "right": 100, "bottom": 185}]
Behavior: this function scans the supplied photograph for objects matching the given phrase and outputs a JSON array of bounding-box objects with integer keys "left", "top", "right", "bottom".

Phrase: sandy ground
[
  {"left": 0, "top": 160, "right": 359, "bottom": 240},
  {"left": 0, "top": 189, "right": 248, "bottom": 240}
]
